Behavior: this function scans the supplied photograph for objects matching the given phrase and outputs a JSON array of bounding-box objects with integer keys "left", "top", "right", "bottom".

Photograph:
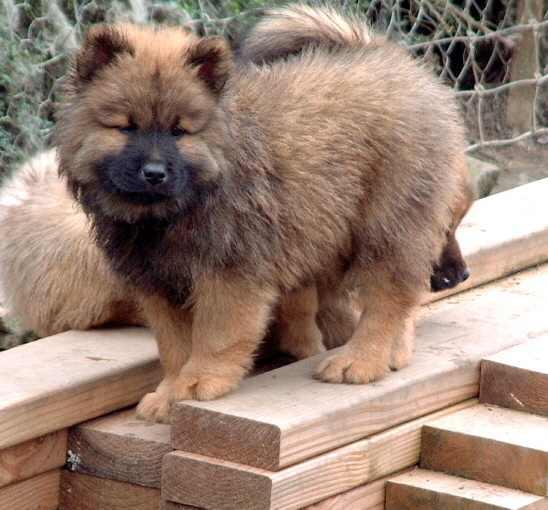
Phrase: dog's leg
[
  {"left": 316, "top": 282, "right": 360, "bottom": 350},
  {"left": 168, "top": 274, "right": 278, "bottom": 403},
  {"left": 276, "top": 282, "right": 326, "bottom": 359},
  {"left": 389, "top": 312, "right": 416, "bottom": 370},
  {"left": 136, "top": 295, "right": 193, "bottom": 423},
  {"left": 315, "top": 266, "right": 420, "bottom": 384}
]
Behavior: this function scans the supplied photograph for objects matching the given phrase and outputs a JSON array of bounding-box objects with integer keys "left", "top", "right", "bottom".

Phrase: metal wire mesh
[
  {"left": 360, "top": 0, "right": 548, "bottom": 152},
  {"left": 1, "top": 0, "right": 547, "bottom": 178}
]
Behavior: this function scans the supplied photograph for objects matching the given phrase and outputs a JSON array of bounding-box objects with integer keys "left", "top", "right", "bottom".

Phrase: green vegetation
[
  {"left": 0, "top": 0, "right": 283, "bottom": 183},
  {"left": 0, "top": 0, "right": 518, "bottom": 182}
]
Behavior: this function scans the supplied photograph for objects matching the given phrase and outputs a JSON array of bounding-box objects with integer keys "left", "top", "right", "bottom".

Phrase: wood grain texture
[
  {"left": 66, "top": 408, "right": 171, "bottom": 488},
  {"left": 170, "top": 265, "right": 548, "bottom": 471},
  {"left": 480, "top": 335, "right": 548, "bottom": 415},
  {"left": 386, "top": 469, "right": 547, "bottom": 510},
  {"left": 163, "top": 451, "right": 273, "bottom": 510},
  {"left": 0, "top": 429, "right": 67, "bottom": 488},
  {"left": 303, "top": 471, "right": 410, "bottom": 510},
  {"left": 59, "top": 470, "right": 160, "bottom": 510},
  {"left": 0, "top": 469, "right": 60, "bottom": 510},
  {"left": 0, "top": 327, "right": 162, "bottom": 450},
  {"left": 163, "top": 401, "right": 475, "bottom": 510},
  {"left": 420, "top": 404, "right": 548, "bottom": 496}
]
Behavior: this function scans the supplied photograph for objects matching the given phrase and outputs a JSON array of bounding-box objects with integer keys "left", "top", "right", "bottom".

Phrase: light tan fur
[{"left": 0, "top": 149, "right": 142, "bottom": 336}]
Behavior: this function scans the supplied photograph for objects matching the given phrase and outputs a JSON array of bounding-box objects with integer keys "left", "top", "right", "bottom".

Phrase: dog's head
[
  {"left": 430, "top": 156, "right": 474, "bottom": 292},
  {"left": 54, "top": 23, "right": 233, "bottom": 221},
  {"left": 430, "top": 230, "right": 470, "bottom": 291}
]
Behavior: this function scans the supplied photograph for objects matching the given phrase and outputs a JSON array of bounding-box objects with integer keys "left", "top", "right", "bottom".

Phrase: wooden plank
[
  {"left": 0, "top": 469, "right": 60, "bottom": 510},
  {"left": 59, "top": 470, "right": 160, "bottom": 510},
  {"left": 480, "top": 335, "right": 548, "bottom": 415},
  {"left": 432, "top": 177, "right": 548, "bottom": 300},
  {"left": 0, "top": 429, "right": 67, "bottom": 488},
  {"left": 159, "top": 501, "right": 203, "bottom": 510},
  {"left": 163, "top": 401, "right": 475, "bottom": 510},
  {"left": 163, "top": 452, "right": 272, "bottom": 510},
  {"left": 0, "top": 327, "right": 162, "bottom": 450},
  {"left": 170, "top": 265, "right": 548, "bottom": 471},
  {"left": 386, "top": 469, "right": 547, "bottom": 510},
  {"left": 421, "top": 404, "right": 548, "bottom": 496},
  {"left": 304, "top": 471, "right": 411, "bottom": 510},
  {"left": 66, "top": 407, "right": 171, "bottom": 488}
]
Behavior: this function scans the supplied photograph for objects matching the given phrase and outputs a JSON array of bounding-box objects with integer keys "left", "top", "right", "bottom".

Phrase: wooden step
[
  {"left": 420, "top": 404, "right": 548, "bottom": 496},
  {"left": 386, "top": 469, "right": 547, "bottom": 510},
  {"left": 0, "top": 429, "right": 66, "bottom": 488},
  {"left": 303, "top": 472, "right": 403, "bottom": 510},
  {"left": 65, "top": 407, "right": 171, "bottom": 489},
  {"left": 170, "top": 266, "right": 548, "bottom": 471},
  {"left": 59, "top": 470, "right": 160, "bottom": 510},
  {"left": 480, "top": 335, "right": 548, "bottom": 415},
  {"left": 162, "top": 402, "right": 475, "bottom": 510},
  {"left": 0, "top": 469, "right": 60, "bottom": 510},
  {"left": 0, "top": 327, "right": 161, "bottom": 451}
]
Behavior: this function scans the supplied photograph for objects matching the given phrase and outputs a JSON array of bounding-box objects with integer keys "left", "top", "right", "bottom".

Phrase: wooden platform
[
  {"left": 161, "top": 265, "right": 548, "bottom": 510},
  {"left": 0, "top": 178, "right": 547, "bottom": 509},
  {"left": 386, "top": 338, "right": 548, "bottom": 509},
  {"left": 386, "top": 469, "right": 547, "bottom": 510}
]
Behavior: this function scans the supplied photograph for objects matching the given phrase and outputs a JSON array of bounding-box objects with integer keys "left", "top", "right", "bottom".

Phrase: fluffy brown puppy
[
  {"left": 0, "top": 149, "right": 142, "bottom": 337},
  {"left": 53, "top": 5, "right": 467, "bottom": 422}
]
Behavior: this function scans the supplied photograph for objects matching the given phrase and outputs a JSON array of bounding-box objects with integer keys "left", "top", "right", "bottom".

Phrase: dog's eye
[
  {"left": 171, "top": 126, "right": 187, "bottom": 138},
  {"left": 119, "top": 125, "right": 137, "bottom": 135}
]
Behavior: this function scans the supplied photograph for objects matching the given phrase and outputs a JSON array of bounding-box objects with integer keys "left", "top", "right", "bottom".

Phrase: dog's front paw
[
  {"left": 136, "top": 390, "right": 172, "bottom": 423},
  {"left": 170, "top": 362, "right": 248, "bottom": 402},
  {"left": 314, "top": 351, "right": 389, "bottom": 384}
]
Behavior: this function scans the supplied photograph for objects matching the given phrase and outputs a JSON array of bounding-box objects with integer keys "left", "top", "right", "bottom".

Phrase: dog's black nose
[{"left": 142, "top": 162, "right": 167, "bottom": 187}]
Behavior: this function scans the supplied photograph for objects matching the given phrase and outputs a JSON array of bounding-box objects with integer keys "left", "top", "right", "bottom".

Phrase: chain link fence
[
  {"left": 1, "top": 0, "right": 547, "bottom": 179},
  {"left": 361, "top": 0, "right": 548, "bottom": 154}
]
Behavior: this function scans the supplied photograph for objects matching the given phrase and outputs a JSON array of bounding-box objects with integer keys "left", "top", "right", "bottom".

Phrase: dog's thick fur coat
[
  {"left": 52, "top": 5, "right": 470, "bottom": 422},
  {"left": 0, "top": 150, "right": 142, "bottom": 336}
]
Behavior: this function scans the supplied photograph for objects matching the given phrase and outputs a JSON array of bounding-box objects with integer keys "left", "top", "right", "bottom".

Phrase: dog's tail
[
  {"left": 0, "top": 149, "right": 58, "bottom": 214},
  {"left": 239, "top": 4, "right": 372, "bottom": 64}
]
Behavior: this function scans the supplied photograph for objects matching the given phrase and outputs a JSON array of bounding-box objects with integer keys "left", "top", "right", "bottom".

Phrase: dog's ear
[
  {"left": 186, "top": 37, "right": 232, "bottom": 94},
  {"left": 74, "top": 24, "right": 134, "bottom": 84}
]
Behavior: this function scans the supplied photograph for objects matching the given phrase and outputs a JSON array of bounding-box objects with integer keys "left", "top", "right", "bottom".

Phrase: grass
[{"left": 0, "top": 0, "right": 281, "bottom": 184}]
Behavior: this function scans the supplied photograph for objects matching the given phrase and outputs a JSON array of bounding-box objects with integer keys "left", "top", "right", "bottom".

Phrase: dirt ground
[{"left": 475, "top": 143, "right": 548, "bottom": 194}]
